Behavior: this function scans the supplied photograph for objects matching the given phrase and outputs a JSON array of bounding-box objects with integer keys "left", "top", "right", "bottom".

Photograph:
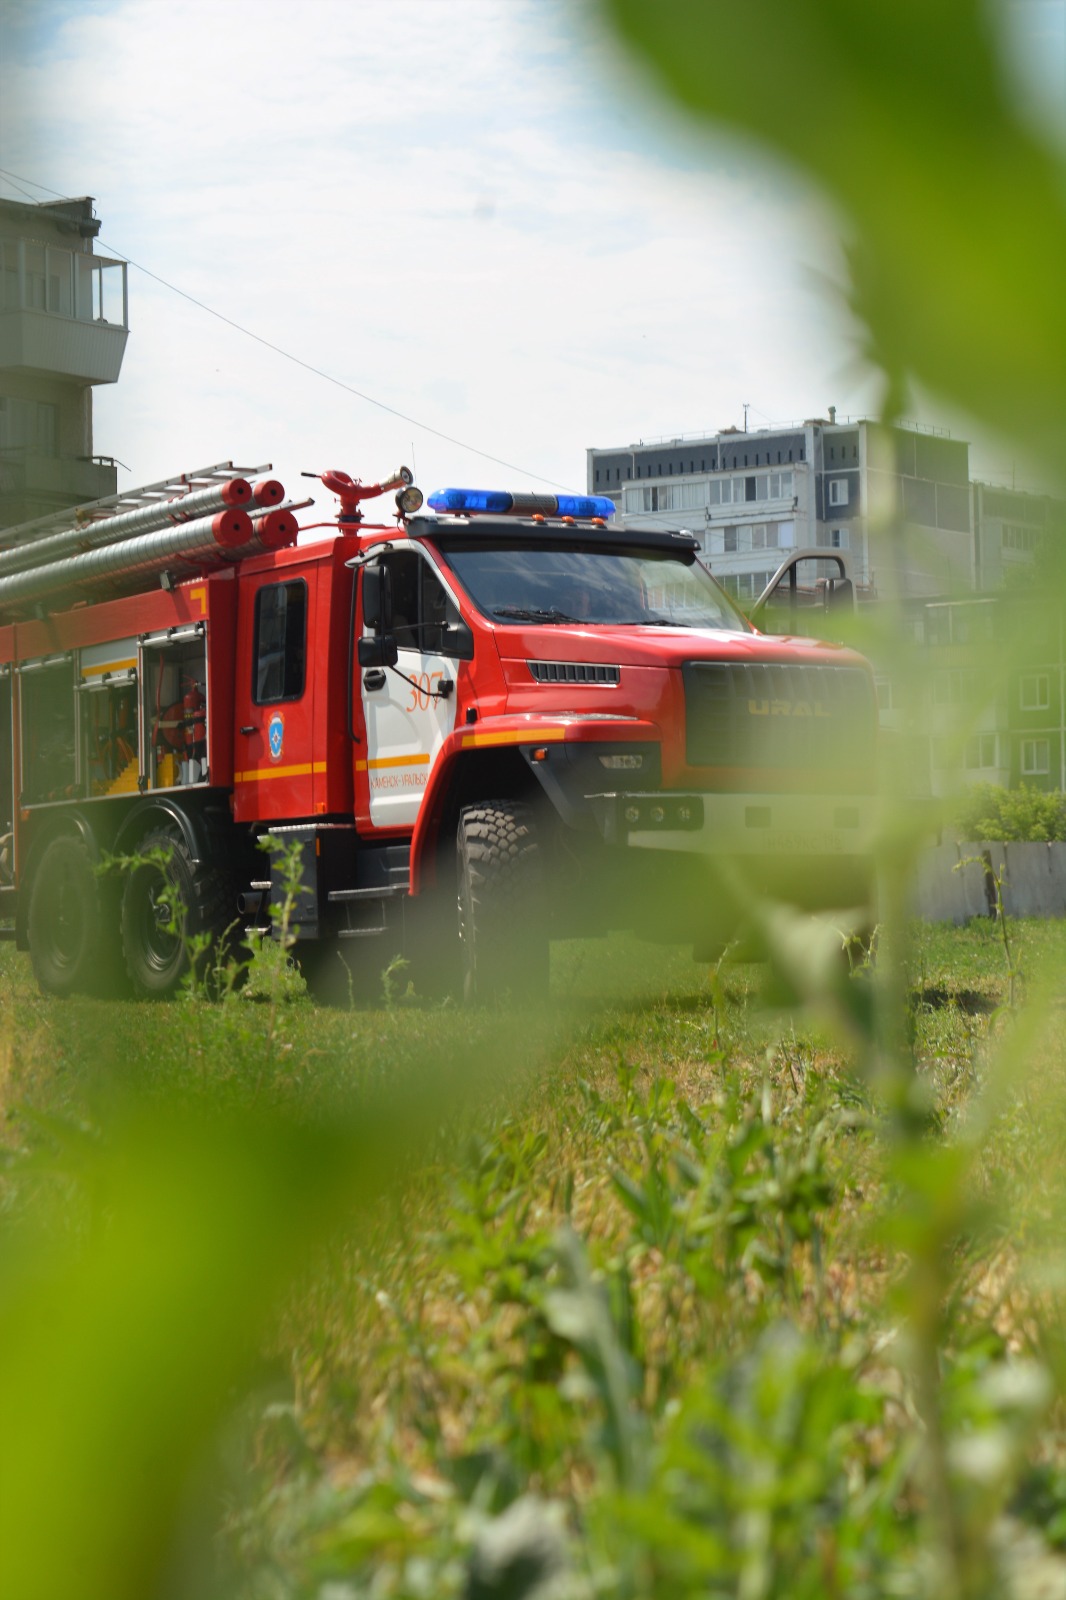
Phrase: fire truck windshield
[{"left": 438, "top": 542, "right": 752, "bottom": 631}]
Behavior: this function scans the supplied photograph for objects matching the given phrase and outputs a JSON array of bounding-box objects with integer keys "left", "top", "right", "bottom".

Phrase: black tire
[
  {"left": 121, "top": 826, "right": 239, "bottom": 998},
  {"left": 456, "top": 800, "right": 549, "bottom": 1005},
  {"left": 28, "top": 834, "right": 109, "bottom": 996}
]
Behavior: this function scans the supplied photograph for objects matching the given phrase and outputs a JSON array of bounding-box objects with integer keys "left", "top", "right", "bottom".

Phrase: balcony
[
  {"left": 0, "top": 308, "right": 127, "bottom": 384},
  {"left": 0, "top": 241, "right": 128, "bottom": 385},
  {"left": 0, "top": 453, "right": 118, "bottom": 530}
]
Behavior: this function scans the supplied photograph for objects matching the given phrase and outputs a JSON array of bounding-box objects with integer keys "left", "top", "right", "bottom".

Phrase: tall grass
[{"left": 2, "top": 917, "right": 1066, "bottom": 1597}]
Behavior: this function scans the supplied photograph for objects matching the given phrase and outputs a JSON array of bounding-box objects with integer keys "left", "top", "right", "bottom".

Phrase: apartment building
[
  {"left": 587, "top": 415, "right": 974, "bottom": 603},
  {"left": 0, "top": 195, "right": 128, "bottom": 529}
]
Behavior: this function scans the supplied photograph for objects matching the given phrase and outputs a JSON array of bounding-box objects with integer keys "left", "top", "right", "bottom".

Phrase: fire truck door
[
  {"left": 233, "top": 570, "right": 316, "bottom": 823},
  {"left": 360, "top": 550, "right": 460, "bottom": 828}
]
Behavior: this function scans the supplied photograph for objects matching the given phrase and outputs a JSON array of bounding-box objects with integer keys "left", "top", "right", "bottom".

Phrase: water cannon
[{"left": 302, "top": 465, "right": 416, "bottom": 523}]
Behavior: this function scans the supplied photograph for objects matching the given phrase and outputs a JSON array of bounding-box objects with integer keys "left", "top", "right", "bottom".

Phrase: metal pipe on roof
[
  {"left": 0, "top": 509, "right": 254, "bottom": 613},
  {"left": 0, "top": 478, "right": 254, "bottom": 578}
]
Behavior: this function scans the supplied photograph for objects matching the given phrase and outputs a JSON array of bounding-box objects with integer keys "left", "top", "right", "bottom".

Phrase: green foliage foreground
[
  {"left": 2, "top": 920, "right": 1066, "bottom": 1600},
  {"left": 3, "top": 1, "right": 1065, "bottom": 1596}
]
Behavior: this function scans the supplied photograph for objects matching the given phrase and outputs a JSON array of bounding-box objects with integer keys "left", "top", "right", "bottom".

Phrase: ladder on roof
[{"left": 0, "top": 461, "right": 273, "bottom": 548}]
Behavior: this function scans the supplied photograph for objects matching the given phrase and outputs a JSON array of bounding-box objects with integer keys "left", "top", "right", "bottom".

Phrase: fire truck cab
[{"left": 0, "top": 467, "right": 878, "bottom": 1003}]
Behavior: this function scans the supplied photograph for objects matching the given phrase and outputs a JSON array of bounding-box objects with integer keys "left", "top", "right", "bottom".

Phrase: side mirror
[
  {"left": 361, "top": 564, "right": 393, "bottom": 633},
  {"left": 824, "top": 577, "right": 854, "bottom": 611},
  {"left": 441, "top": 620, "right": 475, "bottom": 660},
  {"left": 358, "top": 634, "right": 399, "bottom": 668}
]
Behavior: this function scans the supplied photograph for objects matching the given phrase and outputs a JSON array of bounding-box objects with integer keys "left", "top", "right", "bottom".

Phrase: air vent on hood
[{"left": 528, "top": 661, "right": 620, "bottom": 685}]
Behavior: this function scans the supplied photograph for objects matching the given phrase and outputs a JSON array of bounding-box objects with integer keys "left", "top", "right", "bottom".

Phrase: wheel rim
[{"left": 134, "top": 867, "right": 182, "bottom": 975}]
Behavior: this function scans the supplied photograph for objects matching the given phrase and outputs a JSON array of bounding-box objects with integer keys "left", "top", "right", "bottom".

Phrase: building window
[
  {"left": 933, "top": 669, "right": 975, "bottom": 706},
  {"left": 1003, "top": 523, "right": 1041, "bottom": 552},
  {"left": 1022, "top": 738, "right": 1050, "bottom": 776},
  {"left": 828, "top": 478, "right": 849, "bottom": 507},
  {"left": 965, "top": 734, "right": 999, "bottom": 770},
  {"left": 876, "top": 677, "right": 895, "bottom": 712},
  {"left": 723, "top": 527, "right": 738, "bottom": 553},
  {"left": 1020, "top": 674, "right": 1050, "bottom": 711},
  {"left": 831, "top": 528, "right": 849, "bottom": 550},
  {"left": 0, "top": 397, "right": 60, "bottom": 459},
  {"left": 751, "top": 524, "right": 780, "bottom": 550}
]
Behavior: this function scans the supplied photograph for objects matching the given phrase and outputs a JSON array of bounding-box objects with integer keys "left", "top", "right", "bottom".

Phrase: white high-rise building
[{"left": 587, "top": 414, "right": 975, "bottom": 603}]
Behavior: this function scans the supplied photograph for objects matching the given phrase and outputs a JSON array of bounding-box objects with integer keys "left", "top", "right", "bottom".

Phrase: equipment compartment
[
  {"left": 19, "top": 655, "right": 77, "bottom": 805},
  {"left": 140, "top": 626, "right": 210, "bottom": 790}
]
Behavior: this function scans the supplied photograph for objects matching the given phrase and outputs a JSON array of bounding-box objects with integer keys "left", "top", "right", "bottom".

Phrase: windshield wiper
[{"left": 491, "top": 605, "right": 583, "bottom": 623}]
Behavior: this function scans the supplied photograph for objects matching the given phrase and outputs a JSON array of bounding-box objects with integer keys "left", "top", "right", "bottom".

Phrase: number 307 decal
[{"left": 405, "top": 671, "right": 444, "bottom": 712}]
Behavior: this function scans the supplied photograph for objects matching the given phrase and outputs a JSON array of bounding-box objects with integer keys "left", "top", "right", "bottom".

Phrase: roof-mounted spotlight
[{"left": 396, "top": 485, "right": 424, "bottom": 516}]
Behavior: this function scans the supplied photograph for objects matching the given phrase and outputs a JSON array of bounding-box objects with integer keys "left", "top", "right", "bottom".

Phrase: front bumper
[{"left": 591, "top": 789, "right": 876, "bottom": 860}]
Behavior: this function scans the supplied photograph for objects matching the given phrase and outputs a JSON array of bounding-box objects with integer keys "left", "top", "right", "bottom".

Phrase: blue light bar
[
  {"left": 427, "top": 487, "right": 616, "bottom": 520},
  {"left": 553, "top": 494, "right": 617, "bottom": 520}
]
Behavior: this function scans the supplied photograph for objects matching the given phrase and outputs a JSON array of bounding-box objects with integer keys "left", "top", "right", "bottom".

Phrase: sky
[{"left": 1, "top": 0, "right": 1063, "bottom": 515}]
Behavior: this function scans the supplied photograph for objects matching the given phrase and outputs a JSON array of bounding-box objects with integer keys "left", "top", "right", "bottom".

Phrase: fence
[{"left": 914, "top": 840, "right": 1066, "bottom": 923}]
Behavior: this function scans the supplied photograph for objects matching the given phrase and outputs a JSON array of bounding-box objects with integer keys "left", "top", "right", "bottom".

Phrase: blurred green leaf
[
  {"left": 0, "top": 1089, "right": 454, "bottom": 1600},
  {"left": 603, "top": 0, "right": 1066, "bottom": 471}
]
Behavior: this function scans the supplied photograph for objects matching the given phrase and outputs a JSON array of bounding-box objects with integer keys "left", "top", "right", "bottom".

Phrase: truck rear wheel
[
  {"left": 456, "top": 801, "right": 548, "bottom": 1004},
  {"left": 28, "top": 834, "right": 109, "bottom": 997},
  {"left": 121, "top": 826, "right": 237, "bottom": 998}
]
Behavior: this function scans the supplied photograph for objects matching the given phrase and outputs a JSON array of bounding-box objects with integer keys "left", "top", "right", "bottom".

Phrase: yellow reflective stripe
[
  {"left": 81, "top": 658, "right": 137, "bottom": 678},
  {"left": 460, "top": 728, "right": 567, "bottom": 749},
  {"left": 234, "top": 762, "right": 327, "bottom": 783},
  {"left": 367, "top": 753, "right": 432, "bottom": 770}
]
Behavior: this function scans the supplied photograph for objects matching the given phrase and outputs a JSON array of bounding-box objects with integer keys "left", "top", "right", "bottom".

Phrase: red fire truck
[{"left": 0, "top": 462, "right": 877, "bottom": 1002}]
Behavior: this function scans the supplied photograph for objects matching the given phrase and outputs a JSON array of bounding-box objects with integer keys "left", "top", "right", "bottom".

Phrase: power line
[
  {"left": 101, "top": 243, "right": 570, "bottom": 486},
  {"left": 0, "top": 166, "right": 66, "bottom": 203},
  {"left": 0, "top": 165, "right": 569, "bottom": 490}
]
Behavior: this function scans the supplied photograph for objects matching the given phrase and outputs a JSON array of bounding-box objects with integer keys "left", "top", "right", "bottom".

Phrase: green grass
[{"left": 3, "top": 919, "right": 1066, "bottom": 1597}]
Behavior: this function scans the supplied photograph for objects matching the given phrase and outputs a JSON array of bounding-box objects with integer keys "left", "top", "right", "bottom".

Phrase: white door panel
[{"left": 363, "top": 648, "right": 456, "bottom": 827}]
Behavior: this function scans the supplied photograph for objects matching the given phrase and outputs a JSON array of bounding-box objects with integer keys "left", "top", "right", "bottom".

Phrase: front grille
[
  {"left": 684, "top": 660, "right": 876, "bottom": 773},
  {"left": 528, "top": 660, "right": 620, "bottom": 685}
]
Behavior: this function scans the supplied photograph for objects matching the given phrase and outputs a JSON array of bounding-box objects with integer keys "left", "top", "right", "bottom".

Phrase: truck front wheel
[
  {"left": 456, "top": 801, "right": 548, "bottom": 1004},
  {"left": 121, "top": 827, "right": 237, "bottom": 998}
]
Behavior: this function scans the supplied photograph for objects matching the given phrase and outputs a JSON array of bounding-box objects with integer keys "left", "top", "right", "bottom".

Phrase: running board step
[{"left": 328, "top": 883, "right": 409, "bottom": 904}]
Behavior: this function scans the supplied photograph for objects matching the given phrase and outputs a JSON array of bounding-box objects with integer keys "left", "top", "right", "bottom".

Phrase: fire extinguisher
[{"left": 183, "top": 680, "right": 207, "bottom": 781}]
